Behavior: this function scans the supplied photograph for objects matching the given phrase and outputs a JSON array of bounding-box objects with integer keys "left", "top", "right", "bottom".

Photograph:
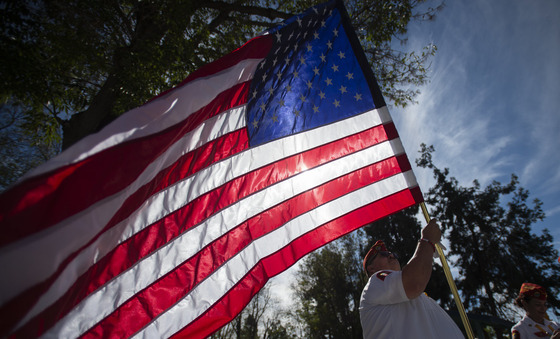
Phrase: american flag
[{"left": 0, "top": 1, "right": 422, "bottom": 337}]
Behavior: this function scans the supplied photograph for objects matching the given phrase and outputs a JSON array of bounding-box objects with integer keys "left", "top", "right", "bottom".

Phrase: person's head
[
  {"left": 515, "top": 283, "right": 549, "bottom": 323},
  {"left": 362, "top": 240, "right": 401, "bottom": 277}
]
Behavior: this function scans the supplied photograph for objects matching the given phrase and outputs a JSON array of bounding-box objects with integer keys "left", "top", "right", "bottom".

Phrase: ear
[{"left": 366, "top": 261, "right": 375, "bottom": 277}]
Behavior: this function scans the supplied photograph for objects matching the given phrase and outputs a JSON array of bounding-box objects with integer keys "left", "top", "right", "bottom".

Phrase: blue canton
[{"left": 247, "top": 1, "right": 375, "bottom": 147}]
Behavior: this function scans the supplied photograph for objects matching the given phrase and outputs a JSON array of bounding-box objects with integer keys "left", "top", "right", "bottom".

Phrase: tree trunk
[{"left": 61, "top": 74, "right": 119, "bottom": 150}]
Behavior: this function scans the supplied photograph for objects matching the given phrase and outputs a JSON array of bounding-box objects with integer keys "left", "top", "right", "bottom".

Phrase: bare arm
[{"left": 401, "top": 219, "right": 441, "bottom": 299}]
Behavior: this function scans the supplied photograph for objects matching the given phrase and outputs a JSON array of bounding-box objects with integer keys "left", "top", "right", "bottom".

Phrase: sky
[{"left": 269, "top": 0, "right": 560, "bottom": 313}]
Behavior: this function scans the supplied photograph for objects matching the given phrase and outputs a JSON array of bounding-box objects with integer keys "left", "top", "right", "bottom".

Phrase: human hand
[
  {"left": 551, "top": 329, "right": 560, "bottom": 339},
  {"left": 421, "top": 219, "right": 441, "bottom": 244}
]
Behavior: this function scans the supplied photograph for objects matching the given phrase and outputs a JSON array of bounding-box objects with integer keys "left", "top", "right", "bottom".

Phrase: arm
[{"left": 401, "top": 219, "right": 441, "bottom": 299}]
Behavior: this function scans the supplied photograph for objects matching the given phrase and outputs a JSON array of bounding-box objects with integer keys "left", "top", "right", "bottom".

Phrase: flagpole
[{"left": 420, "top": 202, "right": 475, "bottom": 339}]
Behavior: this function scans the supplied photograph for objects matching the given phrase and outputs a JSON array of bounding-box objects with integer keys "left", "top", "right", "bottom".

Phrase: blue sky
[
  {"left": 392, "top": 0, "right": 560, "bottom": 257},
  {"left": 270, "top": 0, "right": 560, "bottom": 311}
]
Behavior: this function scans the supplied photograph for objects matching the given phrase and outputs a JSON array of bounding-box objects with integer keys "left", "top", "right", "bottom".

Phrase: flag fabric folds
[{"left": 0, "top": 1, "right": 422, "bottom": 338}]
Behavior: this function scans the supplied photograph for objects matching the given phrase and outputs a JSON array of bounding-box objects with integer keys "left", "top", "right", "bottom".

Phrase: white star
[
  {"left": 345, "top": 72, "right": 354, "bottom": 80},
  {"left": 321, "top": 20, "right": 326, "bottom": 27},
  {"left": 275, "top": 31, "right": 282, "bottom": 42},
  {"left": 333, "top": 28, "right": 339, "bottom": 37},
  {"left": 319, "top": 91, "right": 326, "bottom": 99},
  {"left": 293, "top": 70, "right": 299, "bottom": 78},
  {"left": 313, "top": 7, "right": 319, "bottom": 14},
  {"left": 313, "top": 67, "right": 320, "bottom": 75},
  {"left": 314, "top": 32, "right": 320, "bottom": 39},
  {"left": 260, "top": 103, "right": 266, "bottom": 111},
  {"left": 307, "top": 44, "right": 313, "bottom": 52},
  {"left": 320, "top": 53, "right": 327, "bottom": 62},
  {"left": 278, "top": 98, "right": 285, "bottom": 107},
  {"left": 294, "top": 109, "right": 300, "bottom": 117},
  {"left": 354, "top": 93, "right": 362, "bottom": 101},
  {"left": 286, "top": 84, "right": 292, "bottom": 92},
  {"left": 252, "top": 119, "right": 259, "bottom": 128},
  {"left": 268, "top": 87, "right": 274, "bottom": 95},
  {"left": 339, "top": 85, "right": 347, "bottom": 94},
  {"left": 313, "top": 105, "right": 319, "bottom": 113},
  {"left": 331, "top": 64, "right": 339, "bottom": 72},
  {"left": 262, "top": 73, "right": 268, "bottom": 81},
  {"left": 272, "top": 57, "right": 278, "bottom": 66},
  {"left": 300, "top": 56, "right": 306, "bottom": 64},
  {"left": 252, "top": 90, "right": 258, "bottom": 99},
  {"left": 338, "top": 51, "right": 346, "bottom": 59},
  {"left": 285, "top": 56, "right": 291, "bottom": 64},
  {"left": 276, "top": 71, "right": 282, "bottom": 79},
  {"left": 325, "top": 77, "right": 333, "bottom": 86},
  {"left": 293, "top": 43, "right": 299, "bottom": 51},
  {"left": 259, "top": 61, "right": 265, "bottom": 69},
  {"left": 297, "top": 17, "right": 303, "bottom": 26},
  {"left": 326, "top": 41, "right": 333, "bottom": 49},
  {"left": 299, "top": 94, "right": 306, "bottom": 102},
  {"left": 288, "top": 31, "right": 294, "bottom": 40},
  {"left": 272, "top": 114, "right": 279, "bottom": 122},
  {"left": 333, "top": 99, "right": 340, "bottom": 107},
  {"left": 306, "top": 80, "right": 313, "bottom": 89}
]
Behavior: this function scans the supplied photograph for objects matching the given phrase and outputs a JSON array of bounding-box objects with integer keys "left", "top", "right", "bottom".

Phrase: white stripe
[
  {"left": 41, "top": 124, "right": 406, "bottom": 339},
  {"left": 0, "top": 106, "right": 246, "bottom": 306},
  {"left": 20, "top": 58, "right": 263, "bottom": 181},
  {"left": 135, "top": 170, "right": 418, "bottom": 338}
]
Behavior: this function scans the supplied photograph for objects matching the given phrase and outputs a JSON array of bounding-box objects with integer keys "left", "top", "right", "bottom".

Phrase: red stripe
[
  {"left": 0, "top": 82, "right": 250, "bottom": 247},
  {"left": 7, "top": 123, "right": 396, "bottom": 337},
  {"left": 172, "top": 187, "right": 422, "bottom": 339},
  {"left": 80, "top": 155, "right": 412, "bottom": 338}
]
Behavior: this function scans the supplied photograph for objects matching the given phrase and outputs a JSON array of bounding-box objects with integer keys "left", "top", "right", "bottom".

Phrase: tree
[
  {"left": 0, "top": 0, "right": 442, "bottom": 189},
  {"left": 416, "top": 144, "right": 560, "bottom": 320},
  {"left": 291, "top": 231, "right": 365, "bottom": 339},
  {"left": 0, "top": 102, "right": 59, "bottom": 190},
  {"left": 210, "top": 285, "right": 294, "bottom": 339}
]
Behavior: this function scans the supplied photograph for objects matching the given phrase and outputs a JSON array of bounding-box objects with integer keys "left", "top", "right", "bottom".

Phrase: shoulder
[
  {"left": 511, "top": 316, "right": 535, "bottom": 338},
  {"left": 361, "top": 270, "right": 407, "bottom": 306},
  {"left": 545, "top": 318, "right": 559, "bottom": 329}
]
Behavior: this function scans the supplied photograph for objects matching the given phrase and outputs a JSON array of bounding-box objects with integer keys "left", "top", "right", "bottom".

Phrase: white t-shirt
[
  {"left": 512, "top": 314, "right": 559, "bottom": 338},
  {"left": 359, "top": 270, "right": 464, "bottom": 339}
]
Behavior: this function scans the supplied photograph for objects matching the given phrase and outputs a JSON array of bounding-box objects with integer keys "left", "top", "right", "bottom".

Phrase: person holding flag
[
  {"left": 359, "top": 219, "right": 464, "bottom": 338},
  {"left": 512, "top": 283, "right": 560, "bottom": 339}
]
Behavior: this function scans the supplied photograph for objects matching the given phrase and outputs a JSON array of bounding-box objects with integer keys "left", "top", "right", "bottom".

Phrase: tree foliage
[
  {"left": 0, "top": 102, "right": 59, "bottom": 190},
  {"left": 291, "top": 232, "right": 365, "bottom": 338},
  {"left": 0, "top": 0, "right": 441, "bottom": 189},
  {"left": 416, "top": 144, "right": 560, "bottom": 320},
  {"left": 210, "top": 285, "right": 294, "bottom": 339}
]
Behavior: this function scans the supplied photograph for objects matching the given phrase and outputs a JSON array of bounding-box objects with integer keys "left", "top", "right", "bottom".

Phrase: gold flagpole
[{"left": 420, "top": 202, "right": 475, "bottom": 339}]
